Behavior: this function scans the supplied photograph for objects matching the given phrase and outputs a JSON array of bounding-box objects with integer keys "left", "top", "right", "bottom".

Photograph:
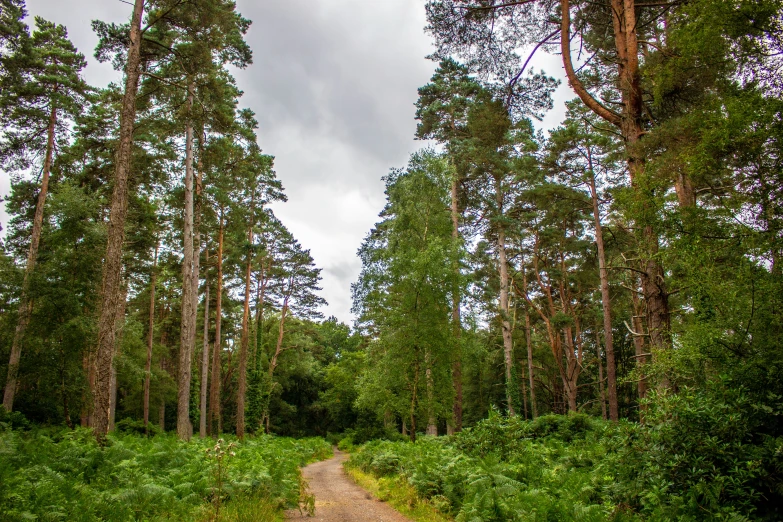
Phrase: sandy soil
[{"left": 285, "top": 449, "right": 412, "bottom": 522}]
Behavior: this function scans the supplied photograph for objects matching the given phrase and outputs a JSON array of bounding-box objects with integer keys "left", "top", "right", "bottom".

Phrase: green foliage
[
  {"left": 0, "top": 427, "right": 330, "bottom": 521},
  {"left": 351, "top": 404, "right": 783, "bottom": 521},
  {"left": 607, "top": 383, "right": 783, "bottom": 520}
]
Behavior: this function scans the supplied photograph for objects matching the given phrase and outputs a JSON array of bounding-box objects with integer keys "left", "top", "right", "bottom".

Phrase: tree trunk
[
  {"left": 189, "top": 140, "right": 204, "bottom": 433},
  {"left": 449, "top": 175, "right": 463, "bottom": 434},
  {"left": 177, "top": 82, "right": 196, "bottom": 440},
  {"left": 236, "top": 224, "right": 253, "bottom": 439},
  {"left": 143, "top": 240, "right": 158, "bottom": 429},
  {"left": 3, "top": 100, "right": 57, "bottom": 412},
  {"left": 495, "top": 176, "right": 514, "bottom": 416},
  {"left": 562, "top": 328, "right": 579, "bottom": 412},
  {"left": 210, "top": 211, "right": 224, "bottom": 436},
  {"left": 199, "top": 251, "right": 210, "bottom": 438},
  {"left": 92, "top": 0, "right": 145, "bottom": 443},
  {"left": 425, "top": 348, "right": 437, "bottom": 436},
  {"left": 158, "top": 358, "right": 166, "bottom": 432},
  {"left": 524, "top": 308, "right": 537, "bottom": 418},
  {"left": 594, "top": 328, "right": 607, "bottom": 420},
  {"left": 588, "top": 167, "right": 618, "bottom": 420},
  {"left": 630, "top": 275, "right": 649, "bottom": 404},
  {"left": 561, "top": 0, "right": 670, "bottom": 376},
  {"left": 409, "top": 362, "right": 419, "bottom": 443},
  {"left": 109, "top": 282, "right": 128, "bottom": 433},
  {"left": 81, "top": 349, "right": 91, "bottom": 427},
  {"left": 269, "top": 292, "right": 290, "bottom": 377}
]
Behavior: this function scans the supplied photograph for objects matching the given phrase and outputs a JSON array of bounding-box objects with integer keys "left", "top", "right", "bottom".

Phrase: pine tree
[{"left": 1, "top": 16, "right": 91, "bottom": 412}]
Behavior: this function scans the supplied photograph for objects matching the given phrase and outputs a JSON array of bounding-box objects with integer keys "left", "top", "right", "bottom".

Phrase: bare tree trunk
[
  {"left": 143, "top": 240, "right": 158, "bottom": 429},
  {"left": 158, "top": 358, "right": 166, "bottom": 432},
  {"left": 269, "top": 293, "right": 290, "bottom": 377},
  {"left": 409, "top": 362, "right": 419, "bottom": 443},
  {"left": 177, "top": 82, "right": 196, "bottom": 441},
  {"left": 189, "top": 142, "right": 203, "bottom": 434},
  {"left": 588, "top": 167, "right": 618, "bottom": 420},
  {"left": 495, "top": 176, "right": 514, "bottom": 416},
  {"left": 199, "top": 251, "right": 210, "bottom": 438},
  {"left": 525, "top": 309, "right": 537, "bottom": 418},
  {"left": 3, "top": 101, "right": 57, "bottom": 412},
  {"left": 449, "top": 175, "right": 462, "bottom": 434},
  {"left": 236, "top": 223, "right": 253, "bottom": 439},
  {"left": 210, "top": 211, "right": 224, "bottom": 436},
  {"left": 92, "top": 0, "right": 145, "bottom": 443},
  {"left": 81, "top": 349, "right": 91, "bottom": 427},
  {"left": 425, "top": 348, "right": 437, "bottom": 436},
  {"left": 631, "top": 276, "right": 648, "bottom": 404},
  {"left": 109, "top": 282, "right": 128, "bottom": 433},
  {"left": 594, "top": 328, "right": 607, "bottom": 420}
]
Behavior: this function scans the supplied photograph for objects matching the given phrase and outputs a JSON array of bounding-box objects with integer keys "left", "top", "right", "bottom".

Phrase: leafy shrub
[
  {"left": 114, "top": 418, "right": 161, "bottom": 436},
  {"left": 0, "top": 408, "right": 31, "bottom": 431},
  {"left": 607, "top": 383, "right": 783, "bottom": 520}
]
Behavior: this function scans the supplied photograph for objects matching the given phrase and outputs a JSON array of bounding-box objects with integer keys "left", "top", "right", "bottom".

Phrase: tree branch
[{"left": 560, "top": 0, "right": 622, "bottom": 126}]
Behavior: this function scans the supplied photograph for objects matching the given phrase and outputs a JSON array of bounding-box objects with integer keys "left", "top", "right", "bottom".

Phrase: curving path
[{"left": 285, "top": 449, "right": 412, "bottom": 522}]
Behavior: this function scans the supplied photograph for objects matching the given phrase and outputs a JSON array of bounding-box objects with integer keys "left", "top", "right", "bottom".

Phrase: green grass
[{"left": 345, "top": 464, "right": 453, "bottom": 522}]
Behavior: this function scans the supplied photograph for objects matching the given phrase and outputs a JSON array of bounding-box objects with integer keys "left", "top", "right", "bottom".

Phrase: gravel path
[{"left": 285, "top": 449, "right": 412, "bottom": 522}]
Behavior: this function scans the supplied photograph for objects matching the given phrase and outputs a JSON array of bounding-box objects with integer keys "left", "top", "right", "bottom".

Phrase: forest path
[{"left": 285, "top": 448, "right": 413, "bottom": 522}]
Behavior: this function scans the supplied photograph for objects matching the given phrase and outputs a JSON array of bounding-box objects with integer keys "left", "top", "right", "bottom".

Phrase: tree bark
[
  {"left": 425, "top": 348, "right": 437, "bottom": 436},
  {"left": 177, "top": 81, "right": 196, "bottom": 440},
  {"left": 3, "top": 100, "right": 57, "bottom": 412},
  {"left": 588, "top": 166, "right": 618, "bottom": 420},
  {"left": 92, "top": 0, "right": 145, "bottom": 443},
  {"left": 209, "top": 210, "right": 224, "bottom": 436},
  {"left": 189, "top": 138, "right": 203, "bottom": 432},
  {"left": 236, "top": 223, "right": 253, "bottom": 439},
  {"left": 495, "top": 176, "right": 515, "bottom": 416},
  {"left": 143, "top": 240, "right": 158, "bottom": 429},
  {"left": 109, "top": 281, "right": 128, "bottom": 433},
  {"left": 630, "top": 275, "right": 649, "bottom": 404},
  {"left": 524, "top": 307, "right": 537, "bottom": 418},
  {"left": 594, "top": 328, "right": 607, "bottom": 420},
  {"left": 199, "top": 251, "right": 210, "bottom": 438},
  {"left": 269, "top": 291, "right": 290, "bottom": 377},
  {"left": 159, "top": 358, "right": 166, "bottom": 432},
  {"left": 449, "top": 175, "right": 463, "bottom": 433}
]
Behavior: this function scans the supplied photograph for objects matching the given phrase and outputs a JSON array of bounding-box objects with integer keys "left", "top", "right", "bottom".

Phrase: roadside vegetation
[
  {"left": 0, "top": 416, "right": 330, "bottom": 522},
  {"left": 349, "top": 400, "right": 782, "bottom": 521}
]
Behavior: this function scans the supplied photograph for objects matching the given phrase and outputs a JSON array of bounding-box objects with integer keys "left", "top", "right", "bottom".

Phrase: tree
[
  {"left": 415, "top": 58, "right": 479, "bottom": 432},
  {"left": 1, "top": 16, "right": 91, "bottom": 412},
  {"left": 90, "top": 0, "right": 145, "bottom": 442},
  {"left": 353, "top": 151, "right": 458, "bottom": 439},
  {"left": 544, "top": 103, "right": 623, "bottom": 419}
]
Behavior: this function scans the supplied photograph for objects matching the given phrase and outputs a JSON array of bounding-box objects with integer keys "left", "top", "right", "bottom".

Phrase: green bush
[
  {"left": 607, "top": 383, "right": 783, "bottom": 520},
  {"left": 114, "top": 418, "right": 162, "bottom": 436}
]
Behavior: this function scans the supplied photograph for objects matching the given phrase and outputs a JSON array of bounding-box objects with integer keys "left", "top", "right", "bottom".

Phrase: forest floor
[{"left": 284, "top": 448, "right": 412, "bottom": 522}]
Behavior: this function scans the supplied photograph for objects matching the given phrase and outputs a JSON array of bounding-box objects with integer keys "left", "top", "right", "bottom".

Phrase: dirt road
[{"left": 285, "top": 449, "right": 412, "bottom": 522}]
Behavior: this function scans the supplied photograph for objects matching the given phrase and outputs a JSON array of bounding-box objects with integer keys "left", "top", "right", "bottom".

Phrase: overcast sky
[{"left": 2, "top": 0, "right": 574, "bottom": 324}]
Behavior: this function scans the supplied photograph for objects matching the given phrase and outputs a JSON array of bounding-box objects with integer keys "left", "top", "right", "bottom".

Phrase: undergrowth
[
  {"left": 0, "top": 426, "right": 331, "bottom": 521},
  {"left": 350, "top": 401, "right": 782, "bottom": 521},
  {"left": 345, "top": 464, "right": 452, "bottom": 522}
]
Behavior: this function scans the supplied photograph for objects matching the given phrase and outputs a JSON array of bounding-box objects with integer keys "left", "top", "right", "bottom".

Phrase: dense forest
[{"left": 1, "top": 0, "right": 783, "bottom": 520}]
